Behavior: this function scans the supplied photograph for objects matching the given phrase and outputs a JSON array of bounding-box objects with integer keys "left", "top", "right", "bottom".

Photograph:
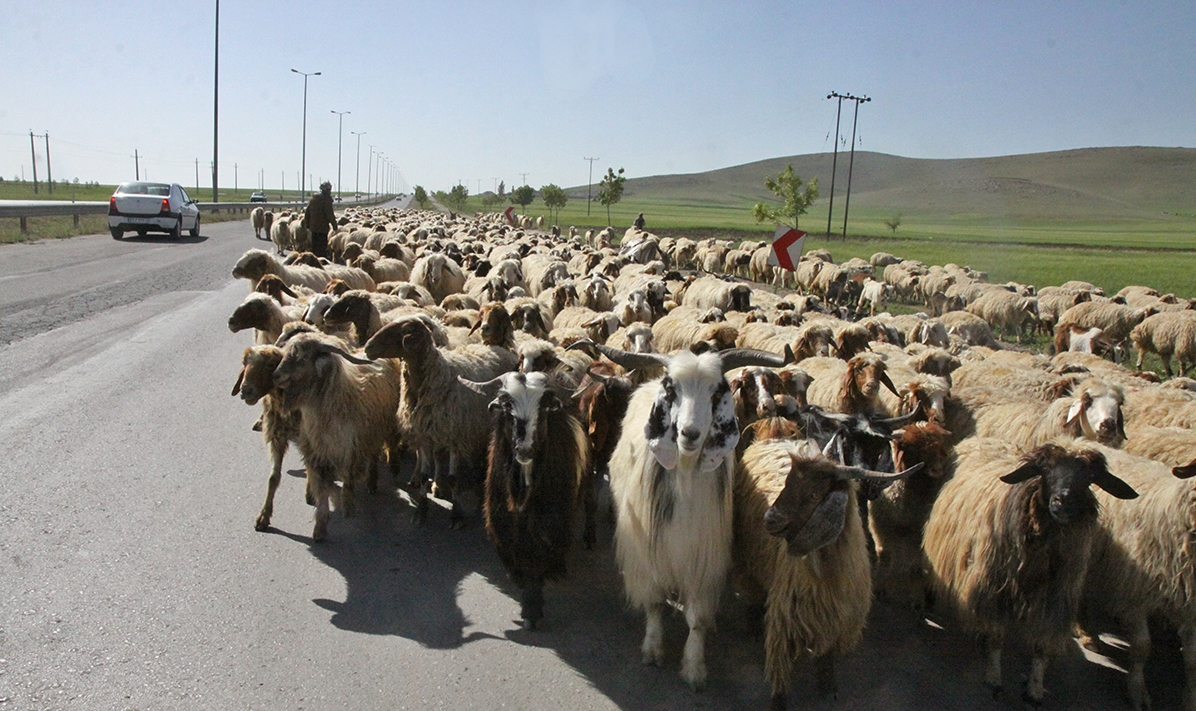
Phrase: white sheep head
[{"left": 1066, "top": 379, "right": 1127, "bottom": 446}]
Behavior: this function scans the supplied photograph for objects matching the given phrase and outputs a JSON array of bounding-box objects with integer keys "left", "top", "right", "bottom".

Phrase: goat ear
[
  {"left": 700, "top": 381, "right": 739, "bottom": 472},
  {"left": 231, "top": 367, "right": 246, "bottom": 396},
  {"left": 1172, "top": 457, "right": 1196, "bottom": 479},
  {"left": 1092, "top": 469, "right": 1138, "bottom": 500},
  {"left": 1000, "top": 461, "right": 1040, "bottom": 485},
  {"left": 645, "top": 384, "right": 679, "bottom": 470}
]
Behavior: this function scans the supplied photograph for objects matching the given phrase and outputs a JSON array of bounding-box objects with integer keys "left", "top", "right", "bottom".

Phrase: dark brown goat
[
  {"left": 573, "top": 362, "right": 635, "bottom": 548},
  {"left": 470, "top": 302, "right": 515, "bottom": 348}
]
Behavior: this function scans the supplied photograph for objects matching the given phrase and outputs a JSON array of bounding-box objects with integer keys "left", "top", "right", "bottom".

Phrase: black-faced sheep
[{"left": 922, "top": 439, "right": 1137, "bottom": 705}]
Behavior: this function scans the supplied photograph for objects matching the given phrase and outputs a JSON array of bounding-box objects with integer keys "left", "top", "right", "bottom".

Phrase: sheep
[
  {"left": 353, "top": 253, "right": 411, "bottom": 284},
  {"left": 270, "top": 332, "right": 403, "bottom": 541},
  {"left": 573, "top": 366, "right": 637, "bottom": 549},
  {"left": 805, "top": 353, "right": 899, "bottom": 418},
  {"left": 868, "top": 421, "right": 954, "bottom": 610},
  {"left": 602, "top": 342, "right": 791, "bottom": 690},
  {"left": 615, "top": 289, "right": 653, "bottom": 326},
  {"left": 856, "top": 278, "right": 894, "bottom": 318},
  {"left": 972, "top": 378, "right": 1127, "bottom": 448},
  {"left": 227, "top": 291, "right": 306, "bottom": 346},
  {"left": 579, "top": 274, "right": 615, "bottom": 312},
  {"left": 682, "top": 276, "right": 753, "bottom": 313},
  {"left": 1055, "top": 301, "right": 1157, "bottom": 357},
  {"left": 269, "top": 217, "right": 293, "bottom": 254},
  {"left": 870, "top": 252, "right": 902, "bottom": 268},
  {"left": 231, "top": 345, "right": 301, "bottom": 532},
  {"left": 320, "top": 290, "right": 413, "bottom": 346},
  {"left": 253, "top": 273, "right": 305, "bottom": 305},
  {"left": 965, "top": 289, "right": 1039, "bottom": 343},
  {"left": 605, "top": 322, "right": 656, "bottom": 354},
  {"left": 1079, "top": 445, "right": 1196, "bottom": 711},
  {"left": 470, "top": 302, "right": 516, "bottom": 349},
  {"left": 362, "top": 315, "right": 519, "bottom": 525},
  {"left": 922, "top": 438, "right": 1138, "bottom": 705},
  {"left": 1131, "top": 311, "right": 1196, "bottom": 377},
  {"left": 940, "top": 311, "right": 999, "bottom": 348},
  {"left": 233, "top": 248, "right": 331, "bottom": 292},
  {"left": 1035, "top": 287, "right": 1091, "bottom": 334},
  {"left": 650, "top": 307, "right": 738, "bottom": 353},
  {"left": 457, "top": 371, "right": 589, "bottom": 629},
  {"left": 251, "top": 206, "right": 267, "bottom": 239},
  {"left": 733, "top": 439, "right": 917, "bottom": 709},
  {"left": 410, "top": 252, "right": 467, "bottom": 304},
  {"left": 515, "top": 336, "right": 593, "bottom": 387},
  {"left": 1063, "top": 325, "right": 1114, "bottom": 356}
]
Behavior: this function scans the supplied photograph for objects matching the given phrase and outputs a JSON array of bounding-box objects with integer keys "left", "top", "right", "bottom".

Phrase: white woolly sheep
[
  {"left": 972, "top": 378, "right": 1127, "bottom": 448},
  {"left": 1131, "top": 311, "right": 1196, "bottom": 378}
]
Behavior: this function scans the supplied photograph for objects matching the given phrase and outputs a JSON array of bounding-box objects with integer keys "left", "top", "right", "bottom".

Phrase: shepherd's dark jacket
[{"left": 303, "top": 190, "right": 336, "bottom": 233}]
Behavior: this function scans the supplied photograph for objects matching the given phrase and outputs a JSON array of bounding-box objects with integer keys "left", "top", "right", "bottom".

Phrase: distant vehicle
[
  {"left": 108, "top": 182, "right": 201, "bottom": 240},
  {"left": 249, "top": 191, "right": 267, "bottom": 203}
]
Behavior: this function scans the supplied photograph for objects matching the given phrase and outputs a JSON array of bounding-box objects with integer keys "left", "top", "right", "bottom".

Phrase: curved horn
[
  {"left": 718, "top": 347, "right": 792, "bottom": 372},
  {"left": 314, "top": 342, "right": 374, "bottom": 365},
  {"left": 837, "top": 461, "right": 925, "bottom": 483},
  {"left": 879, "top": 369, "right": 900, "bottom": 397},
  {"left": 591, "top": 342, "right": 672, "bottom": 371},
  {"left": 876, "top": 402, "right": 923, "bottom": 428},
  {"left": 457, "top": 374, "right": 507, "bottom": 395}
]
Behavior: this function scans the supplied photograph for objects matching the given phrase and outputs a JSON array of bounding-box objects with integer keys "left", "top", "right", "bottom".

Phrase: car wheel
[
  {"left": 189, "top": 215, "right": 200, "bottom": 238},
  {"left": 169, "top": 220, "right": 181, "bottom": 241},
  {"left": 110, "top": 228, "right": 123, "bottom": 240}
]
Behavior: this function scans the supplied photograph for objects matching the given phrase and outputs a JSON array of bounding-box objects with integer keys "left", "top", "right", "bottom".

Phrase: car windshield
[{"left": 117, "top": 182, "right": 171, "bottom": 196}]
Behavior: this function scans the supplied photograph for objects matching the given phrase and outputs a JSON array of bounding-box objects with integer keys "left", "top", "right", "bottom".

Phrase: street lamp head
[
  {"left": 314, "top": 72, "right": 321, "bottom": 76},
  {"left": 290, "top": 68, "right": 298, "bottom": 73}
]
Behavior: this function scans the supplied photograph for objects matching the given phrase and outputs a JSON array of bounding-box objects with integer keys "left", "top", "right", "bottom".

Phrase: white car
[{"left": 108, "top": 182, "right": 201, "bottom": 240}]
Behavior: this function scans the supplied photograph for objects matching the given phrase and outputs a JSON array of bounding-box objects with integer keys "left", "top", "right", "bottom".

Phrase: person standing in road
[{"left": 303, "top": 181, "right": 337, "bottom": 259}]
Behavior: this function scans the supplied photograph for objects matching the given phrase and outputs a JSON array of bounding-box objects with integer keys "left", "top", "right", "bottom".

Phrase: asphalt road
[{"left": 0, "top": 207, "right": 1183, "bottom": 710}]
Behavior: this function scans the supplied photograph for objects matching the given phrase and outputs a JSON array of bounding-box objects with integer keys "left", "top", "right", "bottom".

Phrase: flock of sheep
[{"left": 228, "top": 205, "right": 1196, "bottom": 710}]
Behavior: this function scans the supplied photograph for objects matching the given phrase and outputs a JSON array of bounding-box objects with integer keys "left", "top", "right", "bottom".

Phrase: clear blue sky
[{"left": 2, "top": 1, "right": 1192, "bottom": 195}]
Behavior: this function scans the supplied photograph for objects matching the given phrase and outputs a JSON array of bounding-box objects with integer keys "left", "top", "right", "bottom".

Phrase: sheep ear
[
  {"left": 1117, "top": 409, "right": 1127, "bottom": 442},
  {"left": 1000, "top": 461, "right": 1040, "bottom": 485},
  {"left": 231, "top": 367, "right": 246, "bottom": 397},
  {"left": 1092, "top": 469, "right": 1138, "bottom": 500},
  {"left": 1172, "top": 457, "right": 1196, "bottom": 479},
  {"left": 1067, "top": 392, "right": 1092, "bottom": 427}
]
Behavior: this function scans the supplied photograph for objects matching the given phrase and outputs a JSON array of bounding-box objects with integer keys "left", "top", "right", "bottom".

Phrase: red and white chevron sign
[
  {"left": 766, "top": 225, "right": 806, "bottom": 271},
  {"left": 503, "top": 206, "right": 516, "bottom": 224}
]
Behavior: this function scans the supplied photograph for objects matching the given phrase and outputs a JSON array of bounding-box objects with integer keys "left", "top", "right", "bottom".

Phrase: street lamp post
[
  {"left": 330, "top": 110, "right": 350, "bottom": 200},
  {"left": 366, "top": 146, "right": 374, "bottom": 197},
  {"left": 291, "top": 68, "right": 321, "bottom": 198},
  {"left": 351, "top": 131, "right": 366, "bottom": 199},
  {"left": 584, "top": 157, "right": 598, "bottom": 216}
]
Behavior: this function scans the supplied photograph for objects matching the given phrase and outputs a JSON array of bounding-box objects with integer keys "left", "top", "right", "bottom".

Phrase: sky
[{"left": 1, "top": 1, "right": 1193, "bottom": 196}]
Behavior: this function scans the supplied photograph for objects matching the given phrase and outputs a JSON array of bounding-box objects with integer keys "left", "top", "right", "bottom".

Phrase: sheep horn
[
  {"left": 457, "top": 374, "right": 506, "bottom": 395},
  {"left": 718, "top": 346, "right": 793, "bottom": 373},
  {"left": 836, "top": 461, "right": 924, "bottom": 483},
  {"left": 313, "top": 342, "right": 374, "bottom": 365},
  {"left": 589, "top": 342, "right": 672, "bottom": 371},
  {"left": 877, "top": 403, "right": 923, "bottom": 428}
]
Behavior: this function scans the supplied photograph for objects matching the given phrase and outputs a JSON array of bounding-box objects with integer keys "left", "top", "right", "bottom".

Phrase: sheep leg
[
  {"left": 641, "top": 602, "right": 666, "bottom": 668},
  {"left": 340, "top": 474, "right": 356, "bottom": 518},
  {"left": 582, "top": 465, "right": 599, "bottom": 550},
  {"left": 680, "top": 596, "right": 714, "bottom": 691},
  {"left": 983, "top": 633, "right": 1004, "bottom": 697},
  {"left": 448, "top": 451, "right": 468, "bottom": 528},
  {"left": 1183, "top": 625, "right": 1196, "bottom": 711},
  {"left": 520, "top": 585, "right": 545, "bottom": 630},
  {"left": 254, "top": 438, "right": 287, "bottom": 532},
  {"left": 1125, "top": 616, "right": 1152, "bottom": 711},
  {"left": 409, "top": 449, "right": 433, "bottom": 524},
  {"left": 814, "top": 655, "right": 838, "bottom": 699},
  {"left": 1162, "top": 354, "right": 1175, "bottom": 379},
  {"left": 1023, "top": 652, "right": 1048, "bottom": 707},
  {"left": 311, "top": 470, "right": 332, "bottom": 542}
]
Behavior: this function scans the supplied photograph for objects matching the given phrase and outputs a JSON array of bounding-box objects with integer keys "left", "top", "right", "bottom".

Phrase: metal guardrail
[{"left": 0, "top": 195, "right": 400, "bottom": 232}]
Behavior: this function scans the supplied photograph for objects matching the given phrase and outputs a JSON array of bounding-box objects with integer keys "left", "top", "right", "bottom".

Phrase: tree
[
  {"left": 540, "top": 184, "right": 567, "bottom": 225},
  {"left": 481, "top": 192, "right": 503, "bottom": 209},
  {"left": 413, "top": 185, "right": 429, "bottom": 209},
  {"left": 752, "top": 164, "right": 819, "bottom": 229},
  {"left": 883, "top": 213, "right": 903, "bottom": 233},
  {"left": 596, "top": 167, "right": 626, "bottom": 226},
  {"left": 510, "top": 184, "right": 535, "bottom": 212},
  {"left": 498, "top": 180, "right": 505, "bottom": 197},
  {"left": 446, "top": 184, "right": 469, "bottom": 212}
]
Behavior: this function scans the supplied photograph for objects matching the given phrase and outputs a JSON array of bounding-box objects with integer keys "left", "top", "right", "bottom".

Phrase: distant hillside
[{"left": 584, "top": 147, "right": 1196, "bottom": 221}]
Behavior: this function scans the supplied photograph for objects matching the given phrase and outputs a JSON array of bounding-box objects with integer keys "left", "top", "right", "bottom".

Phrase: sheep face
[
  {"left": 1066, "top": 382, "right": 1127, "bottom": 446},
  {"left": 626, "top": 325, "right": 654, "bottom": 354},
  {"left": 1000, "top": 444, "right": 1136, "bottom": 524},
  {"left": 232, "top": 249, "right": 270, "bottom": 281},
  {"left": 731, "top": 367, "right": 783, "bottom": 423},
  {"left": 323, "top": 293, "right": 372, "bottom": 336},
  {"left": 303, "top": 294, "right": 336, "bottom": 328},
  {"left": 232, "top": 346, "right": 283, "bottom": 406},
  {"left": 730, "top": 285, "right": 752, "bottom": 313},
  {"left": 518, "top": 344, "right": 558, "bottom": 375},
  {"left": 228, "top": 294, "right": 273, "bottom": 333},
  {"left": 471, "top": 304, "right": 513, "bottom": 347},
  {"left": 646, "top": 352, "right": 738, "bottom": 472},
  {"left": 364, "top": 317, "right": 433, "bottom": 361},
  {"left": 511, "top": 305, "right": 549, "bottom": 339},
  {"left": 845, "top": 354, "right": 898, "bottom": 405}
]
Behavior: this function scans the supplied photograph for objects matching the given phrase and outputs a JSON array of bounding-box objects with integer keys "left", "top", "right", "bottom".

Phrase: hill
[{"left": 576, "top": 147, "right": 1196, "bottom": 225}]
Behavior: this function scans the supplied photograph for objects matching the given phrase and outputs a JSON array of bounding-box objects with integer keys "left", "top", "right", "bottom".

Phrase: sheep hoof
[
  {"left": 312, "top": 521, "right": 328, "bottom": 542},
  {"left": 641, "top": 647, "right": 663, "bottom": 667},
  {"left": 680, "top": 661, "right": 707, "bottom": 691},
  {"left": 520, "top": 587, "right": 544, "bottom": 630},
  {"left": 1021, "top": 688, "right": 1043, "bottom": 708},
  {"left": 254, "top": 514, "right": 271, "bottom": 532},
  {"left": 582, "top": 527, "right": 597, "bottom": 550},
  {"left": 987, "top": 683, "right": 1003, "bottom": 700},
  {"left": 769, "top": 693, "right": 788, "bottom": 711},
  {"left": 251, "top": 418, "right": 263, "bottom": 432}
]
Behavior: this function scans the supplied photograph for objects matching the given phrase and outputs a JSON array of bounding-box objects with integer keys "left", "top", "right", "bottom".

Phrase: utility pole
[
  {"left": 212, "top": 0, "right": 220, "bottom": 203},
  {"left": 519, "top": 172, "right": 529, "bottom": 186},
  {"left": 291, "top": 68, "right": 321, "bottom": 198},
  {"left": 840, "top": 94, "right": 871, "bottom": 239},
  {"left": 44, "top": 132, "right": 52, "bottom": 194},
  {"left": 331, "top": 110, "right": 350, "bottom": 199},
  {"left": 195, "top": 159, "right": 200, "bottom": 192},
  {"left": 825, "top": 93, "right": 846, "bottom": 238},
  {"left": 29, "top": 131, "right": 38, "bottom": 194},
  {"left": 234, "top": 163, "right": 238, "bottom": 193},
  {"left": 134, "top": 150, "right": 140, "bottom": 181},
  {"left": 351, "top": 131, "right": 365, "bottom": 199},
  {"left": 584, "top": 157, "right": 598, "bottom": 216}
]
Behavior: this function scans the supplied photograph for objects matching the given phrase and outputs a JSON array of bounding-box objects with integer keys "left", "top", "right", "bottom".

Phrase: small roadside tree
[
  {"left": 446, "top": 184, "right": 469, "bottom": 212},
  {"left": 481, "top": 192, "right": 503, "bottom": 209},
  {"left": 883, "top": 213, "right": 903, "bottom": 233},
  {"left": 597, "top": 167, "right": 626, "bottom": 226},
  {"left": 540, "top": 183, "right": 567, "bottom": 225},
  {"left": 752, "top": 164, "right": 819, "bottom": 230},
  {"left": 413, "top": 185, "right": 429, "bottom": 209},
  {"left": 510, "top": 184, "right": 535, "bottom": 213}
]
